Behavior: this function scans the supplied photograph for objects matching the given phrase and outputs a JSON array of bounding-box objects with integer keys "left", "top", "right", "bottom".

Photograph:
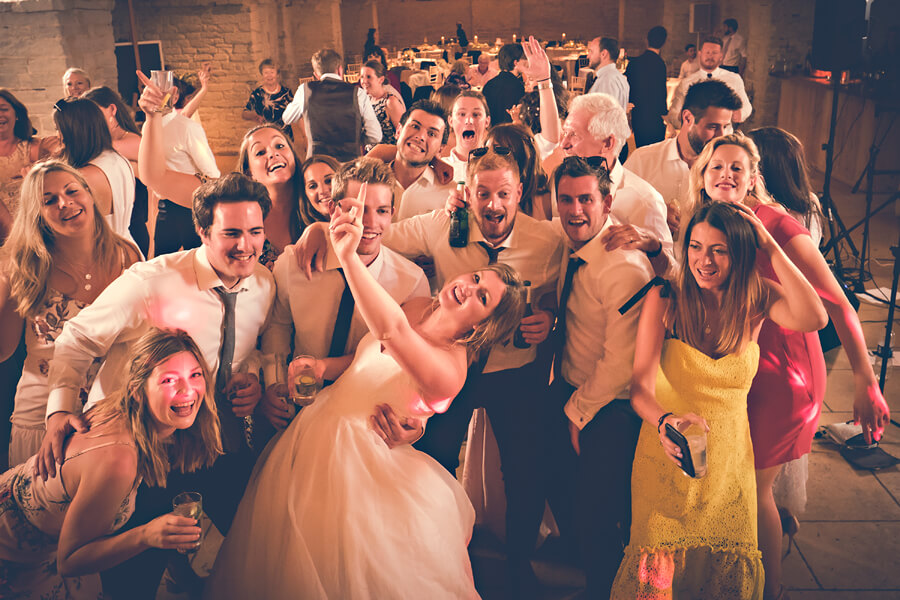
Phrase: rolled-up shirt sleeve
[
  {"left": 281, "top": 83, "right": 308, "bottom": 126},
  {"left": 357, "top": 88, "right": 383, "bottom": 146}
]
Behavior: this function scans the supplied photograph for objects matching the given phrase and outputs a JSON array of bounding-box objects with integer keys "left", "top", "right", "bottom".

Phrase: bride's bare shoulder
[{"left": 400, "top": 296, "right": 434, "bottom": 324}]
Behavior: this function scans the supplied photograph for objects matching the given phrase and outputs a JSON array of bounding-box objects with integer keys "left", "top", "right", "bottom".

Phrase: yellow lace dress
[{"left": 611, "top": 338, "right": 764, "bottom": 600}]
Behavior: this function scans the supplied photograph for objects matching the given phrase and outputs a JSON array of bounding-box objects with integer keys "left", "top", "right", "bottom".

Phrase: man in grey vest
[{"left": 282, "top": 48, "right": 382, "bottom": 162}]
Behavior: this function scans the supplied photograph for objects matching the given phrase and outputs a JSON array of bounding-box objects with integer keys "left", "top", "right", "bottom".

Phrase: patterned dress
[
  {"left": 245, "top": 86, "right": 295, "bottom": 139},
  {"left": 612, "top": 339, "right": 764, "bottom": 600},
  {"left": 0, "top": 140, "right": 32, "bottom": 219},
  {"left": 369, "top": 93, "right": 397, "bottom": 144},
  {"left": 0, "top": 442, "right": 138, "bottom": 599}
]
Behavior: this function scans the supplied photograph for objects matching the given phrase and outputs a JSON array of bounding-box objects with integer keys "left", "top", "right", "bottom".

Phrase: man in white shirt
[
  {"left": 384, "top": 151, "right": 563, "bottom": 596},
  {"left": 559, "top": 93, "right": 674, "bottom": 276},
  {"left": 39, "top": 174, "right": 276, "bottom": 599},
  {"left": 466, "top": 53, "right": 499, "bottom": 88},
  {"left": 678, "top": 43, "right": 700, "bottom": 79},
  {"left": 546, "top": 155, "right": 653, "bottom": 600},
  {"left": 390, "top": 100, "right": 456, "bottom": 220},
  {"left": 445, "top": 91, "right": 491, "bottom": 183},
  {"left": 625, "top": 79, "right": 742, "bottom": 231},
  {"left": 587, "top": 37, "right": 629, "bottom": 110},
  {"left": 667, "top": 36, "right": 752, "bottom": 128},
  {"left": 260, "top": 157, "right": 429, "bottom": 430},
  {"left": 721, "top": 18, "right": 747, "bottom": 74},
  {"left": 281, "top": 48, "right": 382, "bottom": 161},
  {"left": 155, "top": 77, "right": 221, "bottom": 256}
]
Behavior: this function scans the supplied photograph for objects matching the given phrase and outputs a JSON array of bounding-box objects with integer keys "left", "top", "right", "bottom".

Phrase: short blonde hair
[{"left": 62, "top": 67, "right": 91, "bottom": 88}]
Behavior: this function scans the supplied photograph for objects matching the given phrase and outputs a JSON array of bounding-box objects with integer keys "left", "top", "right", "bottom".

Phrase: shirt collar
[
  {"left": 468, "top": 213, "right": 520, "bottom": 251},
  {"left": 609, "top": 159, "right": 625, "bottom": 191},
  {"left": 193, "top": 245, "right": 250, "bottom": 293},
  {"left": 596, "top": 63, "right": 617, "bottom": 76},
  {"left": 570, "top": 216, "right": 617, "bottom": 264},
  {"left": 321, "top": 73, "right": 343, "bottom": 81},
  {"left": 663, "top": 137, "right": 682, "bottom": 163}
]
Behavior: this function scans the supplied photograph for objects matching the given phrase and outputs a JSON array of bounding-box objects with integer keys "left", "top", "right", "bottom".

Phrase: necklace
[{"left": 56, "top": 256, "right": 97, "bottom": 292}]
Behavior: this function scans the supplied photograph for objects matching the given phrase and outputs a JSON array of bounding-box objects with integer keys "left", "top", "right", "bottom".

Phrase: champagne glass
[
  {"left": 288, "top": 355, "right": 319, "bottom": 407},
  {"left": 150, "top": 70, "right": 174, "bottom": 114},
  {"left": 172, "top": 492, "right": 203, "bottom": 554}
]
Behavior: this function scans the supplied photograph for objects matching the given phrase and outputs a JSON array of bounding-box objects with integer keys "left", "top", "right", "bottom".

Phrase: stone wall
[{"left": 0, "top": 0, "right": 117, "bottom": 136}]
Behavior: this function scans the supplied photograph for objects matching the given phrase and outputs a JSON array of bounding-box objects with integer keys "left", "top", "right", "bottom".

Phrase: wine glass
[{"left": 172, "top": 491, "right": 203, "bottom": 554}]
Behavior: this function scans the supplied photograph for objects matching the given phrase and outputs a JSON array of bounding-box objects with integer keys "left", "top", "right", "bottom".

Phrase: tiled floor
[{"left": 159, "top": 176, "right": 900, "bottom": 599}]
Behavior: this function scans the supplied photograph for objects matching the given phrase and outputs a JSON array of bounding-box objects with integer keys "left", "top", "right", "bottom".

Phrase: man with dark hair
[
  {"left": 626, "top": 79, "right": 742, "bottom": 231},
  {"left": 282, "top": 48, "right": 382, "bottom": 161},
  {"left": 625, "top": 26, "right": 668, "bottom": 147},
  {"left": 481, "top": 43, "right": 527, "bottom": 125},
  {"left": 390, "top": 100, "right": 455, "bottom": 219},
  {"left": 587, "top": 37, "right": 629, "bottom": 109},
  {"left": 242, "top": 58, "right": 295, "bottom": 137},
  {"left": 546, "top": 155, "right": 654, "bottom": 600},
  {"left": 678, "top": 43, "right": 699, "bottom": 79},
  {"left": 40, "top": 171, "right": 276, "bottom": 599},
  {"left": 721, "top": 18, "right": 747, "bottom": 74},
  {"left": 260, "top": 156, "right": 429, "bottom": 431},
  {"left": 667, "top": 35, "right": 751, "bottom": 128}
]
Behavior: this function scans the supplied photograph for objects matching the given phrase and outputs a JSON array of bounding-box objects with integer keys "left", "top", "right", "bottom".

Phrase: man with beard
[
  {"left": 586, "top": 37, "right": 629, "bottom": 110},
  {"left": 667, "top": 36, "right": 751, "bottom": 128},
  {"left": 625, "top": 79, "right": 741, "bottom": 235},
  {"left": 295, "top": 150, "right": 563, "bottom": 598},
  {"left": 390, "top": 100, "right": 456, "bottom": 220},
  {"left": 559, "top": 93, "right": 673, "bottom": 276}
]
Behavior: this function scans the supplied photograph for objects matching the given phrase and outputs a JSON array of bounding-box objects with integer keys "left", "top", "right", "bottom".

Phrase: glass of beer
[
  {"left": 172, "top": 491, "right": 203, "bottom": 554},
  {"left": 288, "top": 355, "right": 319, "bottom": 407},
  {"left": 150, "top": 70, "right": 174, "bottom": 114}
]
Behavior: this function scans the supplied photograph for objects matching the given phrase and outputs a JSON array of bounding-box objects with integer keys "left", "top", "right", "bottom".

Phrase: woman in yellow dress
[{"left": 611, "top": 201, "right": 826, "bottom": 599}]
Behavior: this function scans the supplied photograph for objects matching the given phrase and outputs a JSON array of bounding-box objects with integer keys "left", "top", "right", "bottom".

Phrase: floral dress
[{"left": 0, "top": 443, "right": 138, "bottom": 599}]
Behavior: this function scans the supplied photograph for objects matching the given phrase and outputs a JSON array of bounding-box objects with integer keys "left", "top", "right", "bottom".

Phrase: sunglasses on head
[
  {"left": 562, "top": 155, "right": 609, "bottom": 172},
  {"left": 469, "top": 146, "right": 512, "bottom": 159}
]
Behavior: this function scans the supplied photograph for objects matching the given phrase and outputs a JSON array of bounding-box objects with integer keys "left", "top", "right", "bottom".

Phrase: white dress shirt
[
  {"left": 722, "top": 33, "right": 747, "bottom": 68},
  {"left": 46, "top": 246, "right": 275, "bottom": 417},
  {"left": 281, "top": 73, "right": 382, "bottom": 147},
  {"left": 161, "top": 112, "right": 220, "bottom": 178},
  {"left": 261, "top": 245, "right": 430, "bottom": 384},
  {"left": 588, "top": 63, "right": 630, "bottom": 110},
  {"left": 392, "top": 164, "right": 455, "bottom": 221},
  {"left": 624, "top": 137, "right": 691, "bottom": 214},
  {"left": 609, "top": 160, "right": 674, "bottom": 261},
  {"left": 384, "top": 210, "right": 564, "bottom": 373},
  {"left": 560, "top": 218, "right": 655, "bottom": 430},
  {"left": 667, "top": 67, "right": 752, "bottom": 128},
  {"left": 678, "top": 58, "right": 700, "bottom": 80}
]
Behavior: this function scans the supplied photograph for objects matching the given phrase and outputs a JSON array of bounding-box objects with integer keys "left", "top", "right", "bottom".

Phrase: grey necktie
[{"left": 214, "top": 286, "right": 244, "bottom": 453}]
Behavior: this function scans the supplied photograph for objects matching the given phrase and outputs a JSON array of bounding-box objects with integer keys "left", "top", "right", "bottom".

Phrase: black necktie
[
  {"left": 328, "top": 269, "right": 355, "bottom": 358},
  {"left": 214, "top": 286, "right": 244, "bottom": 453},
  {"left": 477, "top": 241, "right": 503, "bottom": 265},
  {"left": 707, "top": 72, "right": 713, "bottom": 78},
  {"left": 552, "top": 256, "right": 585, "bottom": 381}
]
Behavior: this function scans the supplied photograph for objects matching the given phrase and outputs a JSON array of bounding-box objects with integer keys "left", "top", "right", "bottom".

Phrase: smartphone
[{"left": 665, "top": 423, "right": 696, "bottom": 478}]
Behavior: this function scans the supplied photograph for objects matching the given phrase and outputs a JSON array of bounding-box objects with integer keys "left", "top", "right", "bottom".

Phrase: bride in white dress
[{"left": 204, "top": 185, "right": 525, "bottom": 600}]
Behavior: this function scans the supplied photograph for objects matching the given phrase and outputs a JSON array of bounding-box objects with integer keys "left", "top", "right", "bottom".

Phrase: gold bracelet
[{"left": 537, "top": 81, "right": 553, "bottom": 91}]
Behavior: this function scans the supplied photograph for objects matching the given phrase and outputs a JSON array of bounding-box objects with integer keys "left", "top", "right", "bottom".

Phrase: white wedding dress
[{"left": 204, "top": 335, "right": 480, "bottom": 599}]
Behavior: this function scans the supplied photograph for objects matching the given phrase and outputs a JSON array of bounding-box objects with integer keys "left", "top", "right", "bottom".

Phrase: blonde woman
[
  {"left": 0, "top": 161, "right": 140, "bottom": 466},
  {"left": 0, "top": 327, "right": 221, "bottom": 599}
]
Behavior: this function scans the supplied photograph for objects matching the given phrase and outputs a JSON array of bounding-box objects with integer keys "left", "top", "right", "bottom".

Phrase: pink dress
[{"left": 747, "top": 204, "right": 827, "bottom": 470}]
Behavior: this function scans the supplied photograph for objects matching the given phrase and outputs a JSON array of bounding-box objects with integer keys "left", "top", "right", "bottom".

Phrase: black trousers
[
  {"left": 154, "top": 199, "right": 201, "bottom": 257},
  {"left": 414, "top": 361, "right": 548, "bottom": 570},
  {"left": 545, "top": 380, "right": 642, "bottom": 599},
  {"left": 100, "top": 450, "right": 256, "bottom": 600}
]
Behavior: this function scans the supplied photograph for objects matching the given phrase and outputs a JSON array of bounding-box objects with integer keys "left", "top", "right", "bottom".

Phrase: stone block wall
[{"left": 0, "top": 0, "right": 117, "bottom": 136}]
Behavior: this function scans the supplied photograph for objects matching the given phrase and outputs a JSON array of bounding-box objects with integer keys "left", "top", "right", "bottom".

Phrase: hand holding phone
[{"left": 665, "top": 423, "right": 696, "bottom": 478}]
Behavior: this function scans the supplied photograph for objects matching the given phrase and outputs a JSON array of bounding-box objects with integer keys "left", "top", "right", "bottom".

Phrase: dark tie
[
  {"left": 552, "top": 256, "right": 585, "bottom": 381},
  {"left": 214, "top": 286, "right": 244, "bottom": 453},
  {"left": 707, "top": 72, "right": 713, "bottom": 78},
  {"left": 477, "top": 241, "right": 503, "bottom": 265},
  {"left": 328, "top": 269, "right": 356, "bottom": 359}
]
